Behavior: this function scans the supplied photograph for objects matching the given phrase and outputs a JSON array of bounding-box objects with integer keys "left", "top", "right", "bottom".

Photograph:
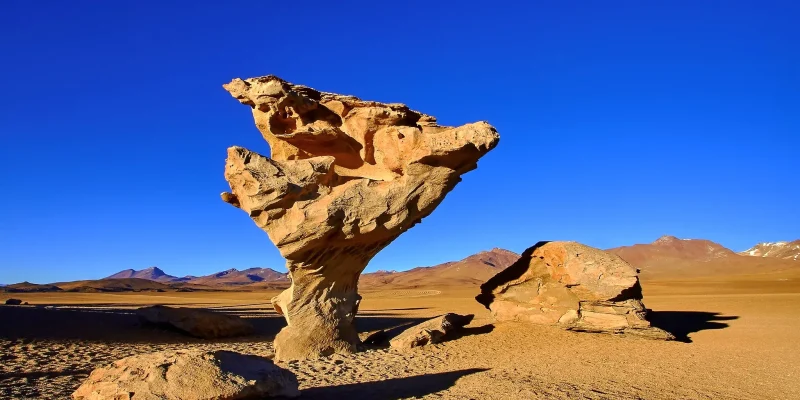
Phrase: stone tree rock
[
  {"left": 221, "top": 75, "right": 499, "bottom": 360},
  {"left": 476, "top": 241, "right": 674, "bottom": 340},
  {"left": 72, "top": 350, "right": 299, "bottom": 400}
]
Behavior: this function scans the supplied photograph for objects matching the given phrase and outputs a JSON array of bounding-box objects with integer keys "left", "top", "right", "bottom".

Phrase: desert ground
[{"left": 2, "top": 273, "right": 799, "bottom": 400}]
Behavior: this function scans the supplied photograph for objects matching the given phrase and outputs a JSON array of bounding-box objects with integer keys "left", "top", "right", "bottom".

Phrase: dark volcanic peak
[
  {"left": 104, "top": 266, "right": 183, "bottom": 283},
  {"left": 213, "top": 268, "right": 239, "bottom": 278}
]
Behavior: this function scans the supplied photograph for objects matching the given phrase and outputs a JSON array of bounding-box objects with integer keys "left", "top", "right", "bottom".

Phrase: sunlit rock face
[
  {"left": 476, "top": 241, "right": 674, "bottom": 340},
  {"left": 221, "top": 75, "right": 499, "bottom": 360}
]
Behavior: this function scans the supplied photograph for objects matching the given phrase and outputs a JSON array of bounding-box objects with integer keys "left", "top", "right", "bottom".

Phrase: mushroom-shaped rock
[
  {"left": 136, "top": 305, "right": 254, "bottom": 339},
  {"left": 72, "top": 350, "right": 300, "bottom": 400},
  {"left": 389, "top": 313, "right": 474, "bottom": 350},
  {"left": 476, "top": 241, "right": 674, "bottom": 340},
  {"left": 222, "top": 75, "right": 499, "bottom": 360}
]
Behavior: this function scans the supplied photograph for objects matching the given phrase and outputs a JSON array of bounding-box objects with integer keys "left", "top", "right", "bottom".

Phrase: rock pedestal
[
  {"left": 221, "top": 75, "right": 499, "bottom": 360},
  {"left": 476, "top": 241, "right": 673, "bottom": 340}
]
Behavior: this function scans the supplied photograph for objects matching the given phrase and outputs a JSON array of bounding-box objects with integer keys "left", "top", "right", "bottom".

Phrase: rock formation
[
  {"left": 476, "top": 241, "right": 674, "bottom": 340},
  {"left": 72, "top": 350, "right": 299, "bottom": 400},
  {"left": 389, "top": 313, "right": 474, "bottom": 350},
  {"left": 4, "top": 299, "right": 22, "bottom": 305},
  {"left": 136, "top": 305, "right": 254, "bottom": 339},
  {"left": 221, "top": 75, "right": 499, "bottom": 360}
]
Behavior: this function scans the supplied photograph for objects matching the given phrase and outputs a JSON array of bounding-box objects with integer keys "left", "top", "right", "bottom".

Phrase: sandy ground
[{"left": 1, "top": 279, "right": 799, "bottom": 399}]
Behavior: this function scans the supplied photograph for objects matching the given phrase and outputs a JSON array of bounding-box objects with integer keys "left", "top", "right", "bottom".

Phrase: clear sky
[{"left": 1, "top": 1, "right": 798, "bottom": 284}]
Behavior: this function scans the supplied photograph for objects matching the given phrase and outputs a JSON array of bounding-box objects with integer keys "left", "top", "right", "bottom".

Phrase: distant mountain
[
  {"left": 361, "top": 248, "right": 520, "bottom": 288},
  {"left": 56, "top": 278, "right": 186, "bottom": 293},
  {"left": 739, "top": 240, "right": 800, "bottom": 261},
  {"left": 104, "top": 267, "right": 189, "bottom": 283},
  {"left": 190, "top": 268, "right": 289, "bottom": 286},
  {"left": 0, "top": 281, "right": 62, "bottom": 293},
  {"left": 607, "top": 235, "right": 735, "bottom": 268},
  {"left": 607, "top": 235, "right": 800, "bottom": 279},
  {"left": 102, "top": 266, "right": 288, "bottom": 287}
]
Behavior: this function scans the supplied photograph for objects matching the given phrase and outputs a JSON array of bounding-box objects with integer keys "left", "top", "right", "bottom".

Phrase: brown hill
[
  {"left": 608, "top": 235, "right": 735, "bottom": 267},
  {"left": 361, "top": 248, "right": 519, "bottom": 288},
  {"left": 189, "top": 268, "right": 289, "bottom": 286},
  {"left": 54, "top": 278, "right": 204, "bottom": 293},
  {"left": 0, "top": 282, "right": 62, "bottom": 293},
  {"left": 608, "top": 235, "right": 799, "bottom": 280},
  {"left": 739, "top": 240, "right": 800, "bottom": 261}
]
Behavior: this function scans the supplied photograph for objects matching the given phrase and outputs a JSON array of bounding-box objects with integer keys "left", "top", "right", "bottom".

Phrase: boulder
[
  {"left": 136, "top": 305, "right": 254, "bottom": 339},
  {"left": 389, "top": 313, "right": 474, "bottom": 350},
  {"left": 72, "top": 350, "right": 299, "bottom": 400},
  {"left": 221, "top": 75, "right": 499, "bottom": 360},
  {"left": 4, "top": 298, "right": 22, "bottom": 305},
  {"left": 476, "top": 241, "right": 674, "bottom": 340}
]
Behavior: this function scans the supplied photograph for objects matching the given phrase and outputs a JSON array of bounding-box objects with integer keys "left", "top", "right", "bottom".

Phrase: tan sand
[{"left": 2, "top": 278, "right": 799, "bottom": 399}]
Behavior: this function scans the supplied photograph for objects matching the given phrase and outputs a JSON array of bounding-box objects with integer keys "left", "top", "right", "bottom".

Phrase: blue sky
[{"left": 1, "top": 1, "right": 798, "bottom": 283}]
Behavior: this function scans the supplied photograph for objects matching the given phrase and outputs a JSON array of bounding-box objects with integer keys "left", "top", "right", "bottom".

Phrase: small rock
[
  {"left": 72, "top": 349, "right": 299, "bottom": 400},
  {"left": 389, "top": 313, "right": 474, "bottom": 350}
]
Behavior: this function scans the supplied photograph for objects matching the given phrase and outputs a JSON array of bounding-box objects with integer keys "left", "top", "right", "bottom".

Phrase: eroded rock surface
[
  {"left": 221, "top": 75, "right": 499, "bottom": 360},
  {"left": 476, "top": 241, "right": 673, "bottom": 340},
  {"left": 72, "top": 350, "right": 299, "bottom": 400},
  {"left": 136, "top": 305, "right": 254, "bottom": 339},
  {"left": 389, "top": 313, "right": 474, "bottom": 350}
]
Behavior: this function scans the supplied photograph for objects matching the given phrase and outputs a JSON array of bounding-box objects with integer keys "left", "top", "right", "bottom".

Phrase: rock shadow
[
  {"left": 646, "top": 311, "right": 738, "bottom": 343},
  {"left": 301, "top": 368, "right": 488, "bottom": 399},
  {"left": 0, "top": 304, "right": 286, "bottom": 343},
  {"left": 441, "top": 323, "right": 495, "bottom": 343}
]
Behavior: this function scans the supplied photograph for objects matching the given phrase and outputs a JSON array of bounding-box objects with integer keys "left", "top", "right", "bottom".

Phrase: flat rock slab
[
  {"left": 72, "top": 349, "right": 299, "bottom": 400},
  {"left": 136, "top": 305, "right": 254, "bottom": 339},
  {"left": 390, "top": 313, "right": 474, "bottom": 350}
]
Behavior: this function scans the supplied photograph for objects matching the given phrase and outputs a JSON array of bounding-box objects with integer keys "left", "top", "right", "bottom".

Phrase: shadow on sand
[
  {"left": 647, "top": 311, "right": 739, "bottom": 343},
  {"left": 301, "top": 368, "right": 488, "bottom": 399},
  {"left": 0, "top": 305, "right": 462, "bottom": 345}
]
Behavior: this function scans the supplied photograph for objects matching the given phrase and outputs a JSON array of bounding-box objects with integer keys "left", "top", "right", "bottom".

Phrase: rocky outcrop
[
  {"left": 476, "top": 241, "right": 673, "bottom": 340},
  {"left": 221, "top": 75, "right": 499, "bottom": 360},
  {"left": 389, "top": 313, "right": 474, "bottom": 350},
  {"left": 136, "top": 305, "right": 254, "bottom": 339},
  {"left": 72, "top": 350, "right": 299, "bottom": 400},
  {"left": 4, "top": 299, "right": 22, "bottom": 305}
]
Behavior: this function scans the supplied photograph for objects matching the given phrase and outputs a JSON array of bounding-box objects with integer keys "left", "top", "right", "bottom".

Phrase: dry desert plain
[{"left": 2, "top": 271, "right": 800, "bottom": 400}]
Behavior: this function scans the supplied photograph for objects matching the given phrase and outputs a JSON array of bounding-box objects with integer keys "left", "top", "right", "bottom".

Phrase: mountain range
[
  {"left": 104, "top": 266, "right": 288, "bottom": 286},
  {"left": 3, "top": 237, "right": 798, "bottom": 293},
  {"left": 360, "top": 248, "right": 520, "bottom": 288}
]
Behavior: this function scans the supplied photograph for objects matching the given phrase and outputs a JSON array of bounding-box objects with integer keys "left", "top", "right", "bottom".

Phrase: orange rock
[{"left": 476, "top": 241, "right": 674, "bottom": 340}]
